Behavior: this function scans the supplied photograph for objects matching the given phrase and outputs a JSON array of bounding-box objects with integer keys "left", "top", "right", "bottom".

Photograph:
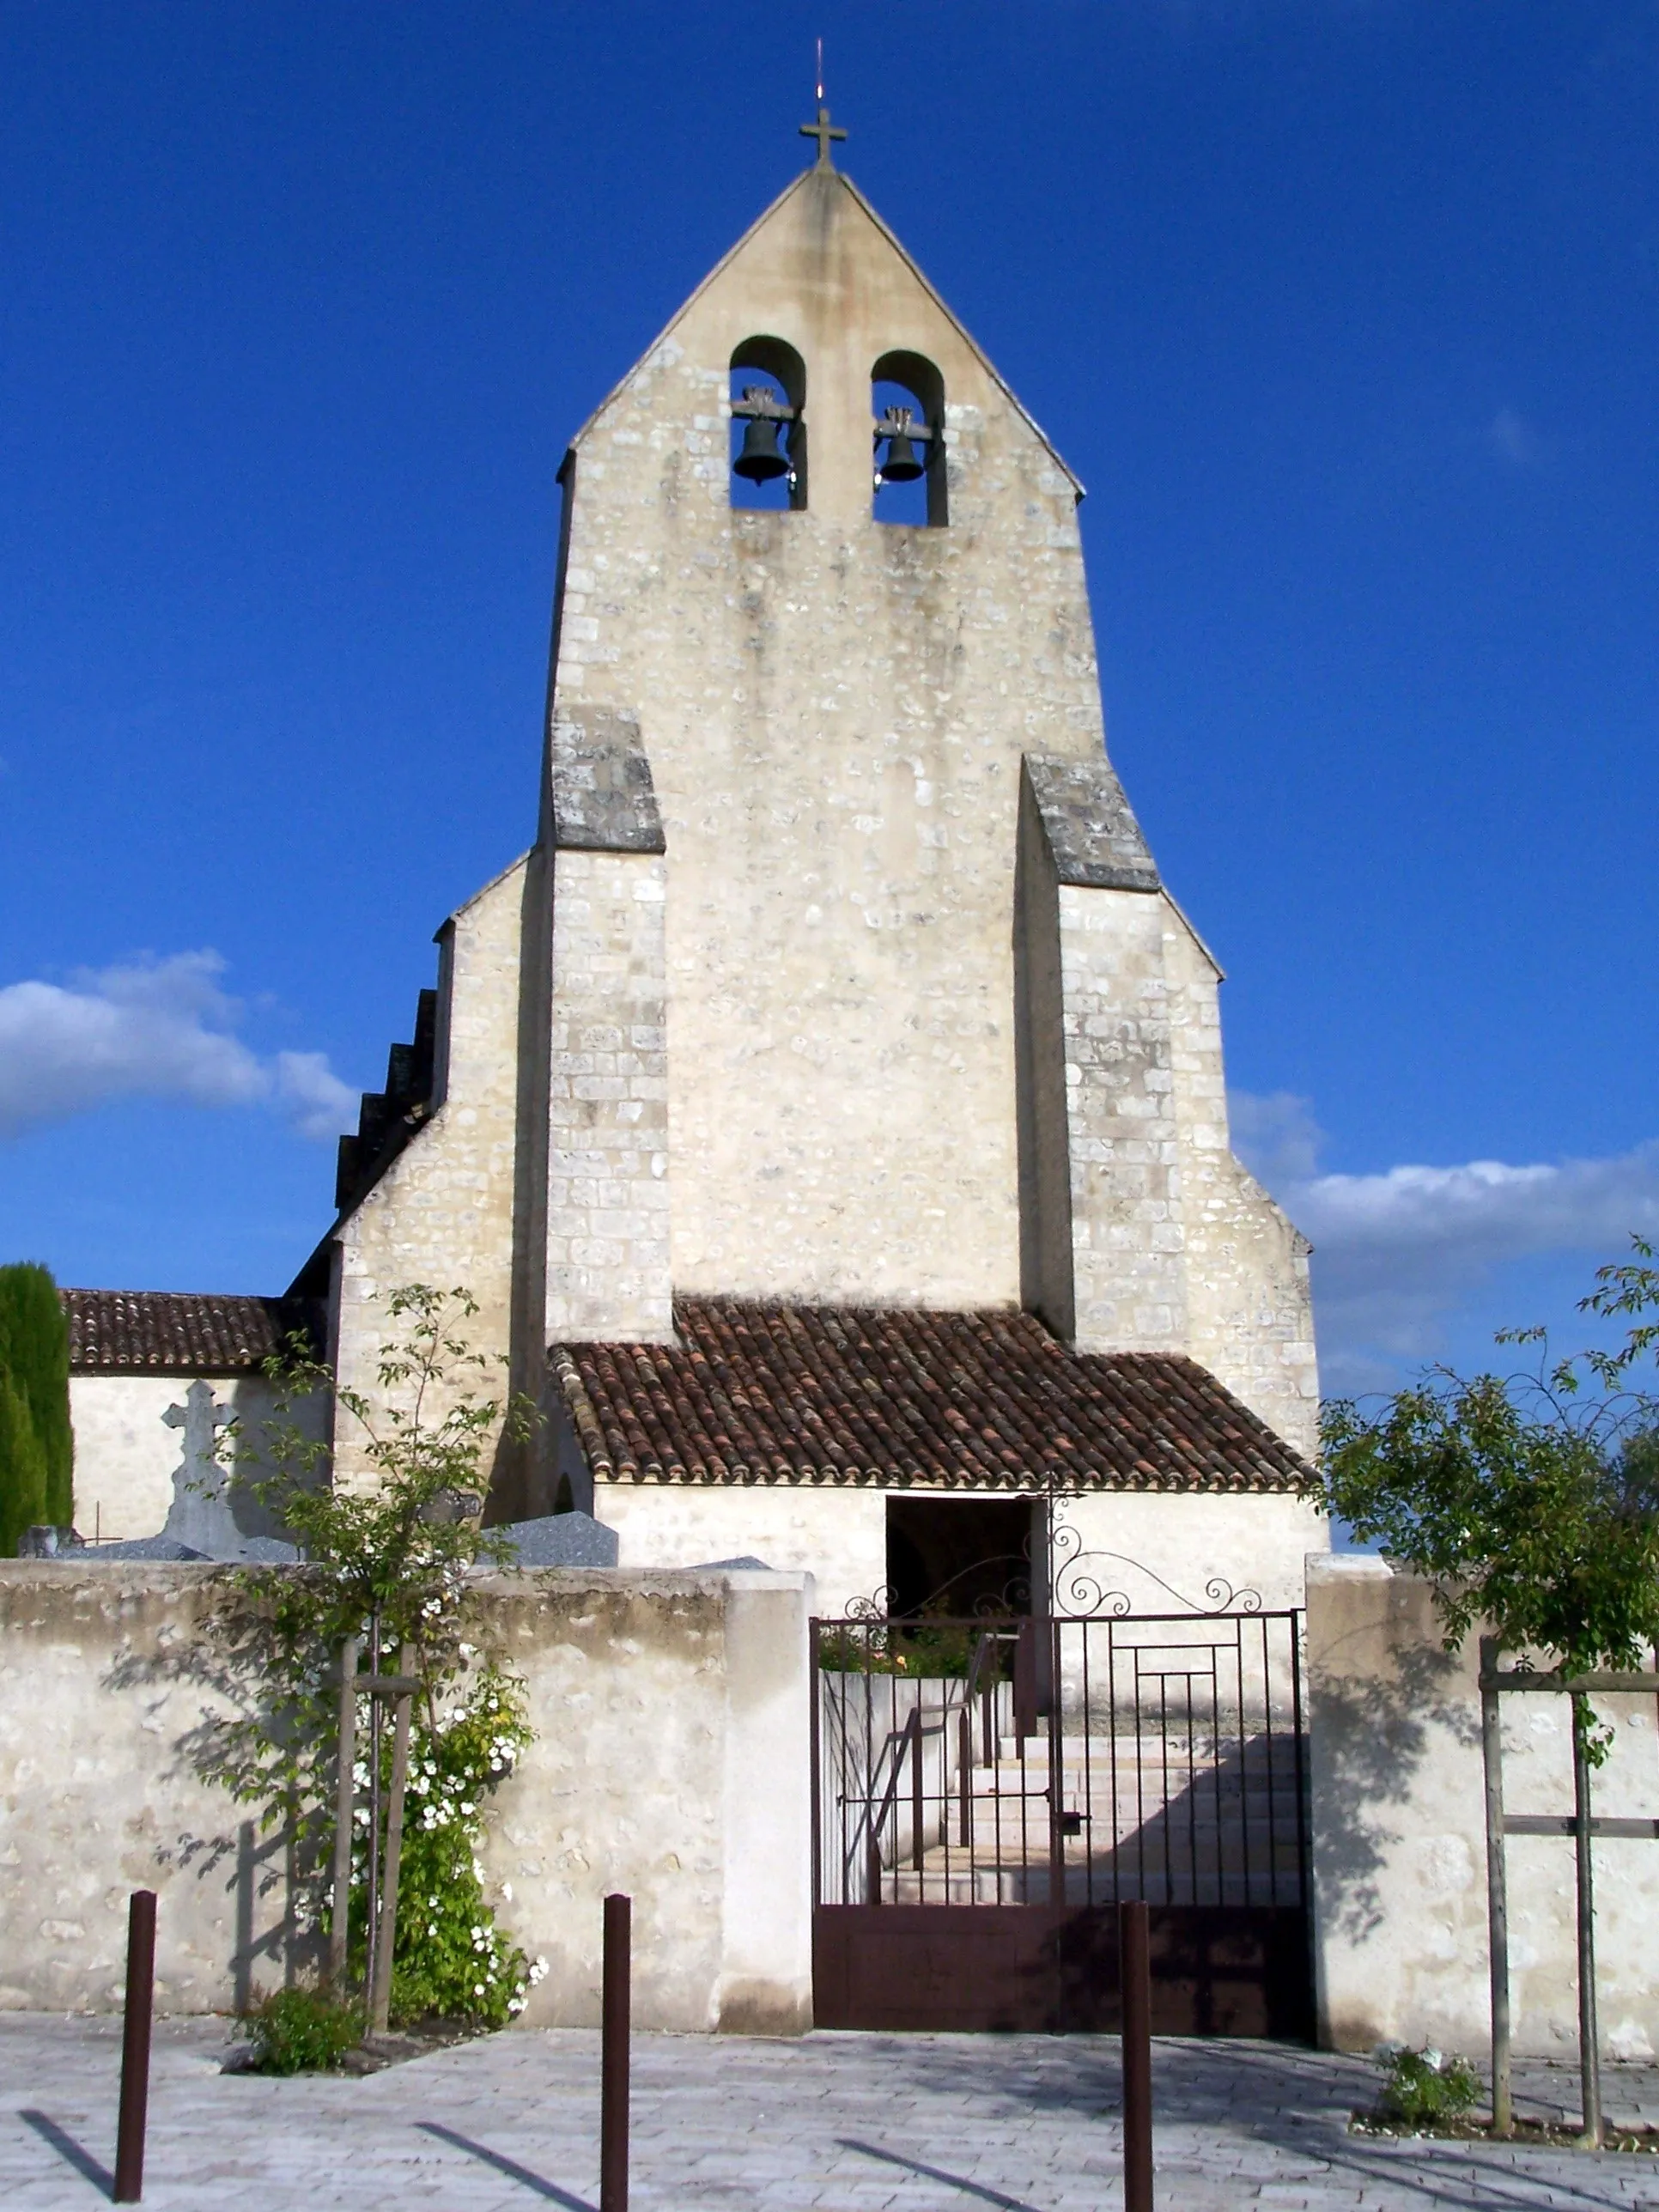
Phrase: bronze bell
[
  {"left": 878, "top": 429, "right": 925, "bottom": 483},
  {"left": 734, "top": 415, "right": 790, "bottom": 483}
]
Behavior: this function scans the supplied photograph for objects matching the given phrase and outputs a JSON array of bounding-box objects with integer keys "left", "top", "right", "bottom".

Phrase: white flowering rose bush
[{"left": 349, "top": 1662, "right": 539, "bottom": 2027}]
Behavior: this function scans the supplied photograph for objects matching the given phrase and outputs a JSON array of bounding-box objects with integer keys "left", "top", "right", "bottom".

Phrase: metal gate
[{"left": 811, "top": 1609, "right": 1312, "bottom": 2035}]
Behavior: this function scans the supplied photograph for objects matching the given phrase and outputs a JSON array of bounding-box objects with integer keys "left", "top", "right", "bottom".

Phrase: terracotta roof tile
[
  {"left": 62, "top": 1290, "right": 319, "bottom": 1376},
  {"left": 554, "top": 1299, "right": 1309, "bottom": 1493}
]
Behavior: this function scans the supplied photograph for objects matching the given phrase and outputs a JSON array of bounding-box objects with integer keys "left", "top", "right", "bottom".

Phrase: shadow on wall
[
  {"left": 1312, "top": 1640, "right": 1473, "bottom": 1943},
  {"left": 102, "top": 1589, "right": 323, "bottom": 1994}
]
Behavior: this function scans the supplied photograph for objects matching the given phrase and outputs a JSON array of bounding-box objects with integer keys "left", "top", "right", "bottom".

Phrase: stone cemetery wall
[
  {"left": 0, "top": 1563, "right": 812, "bottom": 2033},
  {"left": 1308, "top": 1553, "right": 1659, "bottom": 2060}
]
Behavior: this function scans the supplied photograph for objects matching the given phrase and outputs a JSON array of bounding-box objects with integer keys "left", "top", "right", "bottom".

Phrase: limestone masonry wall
[
  {"left": 0, "top": 1563, "right": 812, "bottom": 2033},
  {"left": 552, "top": 169, "right": 1102, "bottom": 1311},
  {"left": 1058, "top": 883, "right": 1187, "bottom": 1354},
  {"left": 545, "top": 848, "right": 672, "bottom": 1344},
  {"left": 331, "top": 857, "right": 529, "bottom": 1492},
  {"left": 1161, "top": 911, "right": 1318, "bottom": 1461}
]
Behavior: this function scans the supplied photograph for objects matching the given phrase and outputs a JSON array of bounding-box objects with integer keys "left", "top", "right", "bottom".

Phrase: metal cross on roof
[{"left": 799, "top": 104, "right": 847, "bottom": 169}]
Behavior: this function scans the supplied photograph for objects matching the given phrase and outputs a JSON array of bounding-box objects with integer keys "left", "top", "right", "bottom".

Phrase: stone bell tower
[{"left": 308, "top": 121, "right": 1318, "bottom": 1502}]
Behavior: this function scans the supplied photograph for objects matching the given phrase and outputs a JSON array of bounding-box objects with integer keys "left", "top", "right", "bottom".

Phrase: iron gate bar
[
  {"left": 1291, "top": 1618, "right": 1310, "bottom": 1919},
  {"left": 809, "top": 1618, "right": 822, "bottom": 1910}
]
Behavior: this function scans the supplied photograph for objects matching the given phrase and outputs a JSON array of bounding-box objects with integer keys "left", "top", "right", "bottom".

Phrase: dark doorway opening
[{"left": 885, "top": 1496, "right": 1035, "bottom": 1618}]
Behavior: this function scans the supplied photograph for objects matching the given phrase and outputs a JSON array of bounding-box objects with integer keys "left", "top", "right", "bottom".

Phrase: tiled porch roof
[{"left": 552, "top": 1299, "right": 1310, "bottom": 1492}]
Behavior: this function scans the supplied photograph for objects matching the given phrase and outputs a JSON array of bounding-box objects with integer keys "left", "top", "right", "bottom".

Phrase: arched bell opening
[
  {"left": 872, "top": 350, "right": 946, "bottom": 527},
  {"left": 729, "top": 336, "right": 806, "bottom": 512}
]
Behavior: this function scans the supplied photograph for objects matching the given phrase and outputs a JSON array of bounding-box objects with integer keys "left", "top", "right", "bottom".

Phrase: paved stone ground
[{"left": 5, "top": 2016, "right": 1659, "bottom": 2211}]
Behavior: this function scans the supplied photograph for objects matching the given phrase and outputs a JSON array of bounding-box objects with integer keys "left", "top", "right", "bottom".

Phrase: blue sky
[{"left": 1, "top": 1, "right": 1656, "bottom": 1400}]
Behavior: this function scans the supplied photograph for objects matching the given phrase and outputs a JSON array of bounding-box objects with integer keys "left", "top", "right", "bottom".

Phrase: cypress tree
[
  {"left": 0, "top": 1372, "right": 47, "bottom": 1555},
  {"left": 0, "top": 1263, "right": 73, "bottom": 1529}
]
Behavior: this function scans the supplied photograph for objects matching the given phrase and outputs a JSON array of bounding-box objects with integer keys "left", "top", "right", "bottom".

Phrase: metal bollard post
[
  {"left": 1120, "top": 1899, "right": 1153, "bottom": 2212},
  {"left": 601, "top": 1893, "right": 631, "bottom": 2212},
  {"left": 112, "top": 1890, "right": 157, "bottom": 2203}
]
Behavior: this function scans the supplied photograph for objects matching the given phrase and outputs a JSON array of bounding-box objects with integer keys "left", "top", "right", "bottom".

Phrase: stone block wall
[
  {"left": 545, "top": 848, "right": 672, "bottom": 1343},
  {"left": 550, "top": 167, "right": 1103, "bottom": 1314},
  {"left": 331, "top": 857, "right": 530, "bottom": 1492},
  {"left": 1058, "top": 882, "right": 1187, "bottom": 1352},
  {"left": 1162, "top": 914, "right": 1318, "bottom": 1462},
  {"left": 1014, "top": 754, "right": 1317, "bottom": 1457},
  {"left": 0, "top": 1563, "right": 812, "bottom": 2033}
]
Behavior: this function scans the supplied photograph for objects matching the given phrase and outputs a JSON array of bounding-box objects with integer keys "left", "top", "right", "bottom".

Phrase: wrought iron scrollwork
[
  {"left": 846, "top": 1557, "right": 1031, "bottom": 1623},
  {"left": 1048, "top": 1515, "right": 1262, "bottom": 1617},
  {"left": 845, "top": 1585, "right": 900, "bottom": 1621}
]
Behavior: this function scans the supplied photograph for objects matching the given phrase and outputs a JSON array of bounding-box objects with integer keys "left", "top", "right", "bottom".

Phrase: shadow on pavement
[
  {"left": 839, "top": 2136, "right": 1048, "bottom": 2211},
  {"left": 870, "top": 2039, "right": 1639, "bottom": 2212},
  {"left": 419, "top": 2119, "right": 598, "bottom": 2210},
  {"left": 20, "top": 2108, "right": 114, "bottom": 2197}
]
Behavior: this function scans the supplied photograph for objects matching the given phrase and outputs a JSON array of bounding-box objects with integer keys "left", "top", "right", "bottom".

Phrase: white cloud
[
  {"left": 274, "top": 1051, "right": 359, "bottom": 1142},
  {"left": 1231, "top": 1090, "right": 1659, "bottom": 1392},
  {"left": 0, "top": 951, "right": 357, "bottom": 1144}
]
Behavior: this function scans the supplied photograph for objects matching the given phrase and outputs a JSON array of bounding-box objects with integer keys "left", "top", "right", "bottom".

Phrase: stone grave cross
[{"left": 161, "top": 1380, "right": 237, "bottom": 1556}]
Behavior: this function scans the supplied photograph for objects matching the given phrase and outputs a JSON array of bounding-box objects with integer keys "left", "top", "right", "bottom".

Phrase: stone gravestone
[{"left": 160, "top": 1380, "right": 238, "bottom": 1555}]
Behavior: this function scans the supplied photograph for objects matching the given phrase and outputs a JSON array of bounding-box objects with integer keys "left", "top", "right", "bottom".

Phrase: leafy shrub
[
  {"left": 238, "top": 1987, "right": 362, "bottom": 2074},
  {"left": 818, "top": 1620, "right": 1009, "bottom": 1680},
  {"left": 1376, "top": 2044, "right": 1481, "bottom": 2127}
]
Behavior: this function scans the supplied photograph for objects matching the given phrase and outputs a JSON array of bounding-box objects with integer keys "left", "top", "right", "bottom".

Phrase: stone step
[
  {"left": 958, "top": 1805, "right": 1301, "bottom": 1832},
  {"left": 881, "top": 1869, "right": 1303, "bottom": 1906},
  {"left": 963, "top": 1778, "right": 1303, "bottom": 1811},
  {"left": 990, "top": 1739, "right": 1303, "bottom": 1768},
  {"left": 913, "top": 1832, "right": 1305, "bottom": 1866},
  {"left": 969, "top": 1778, "right": 1309, "bottom": 1796}
]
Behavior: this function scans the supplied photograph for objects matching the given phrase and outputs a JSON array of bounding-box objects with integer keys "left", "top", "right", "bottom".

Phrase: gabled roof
[
  {"left": 551, "top": 1299, "right": 1309, "bottom": 1492},
  {"left": 568, "top": 166, "right": 1085, "bottom": 497},
  {"left": 63, "top": 1289, "right": 320, "bottom": 1376}
]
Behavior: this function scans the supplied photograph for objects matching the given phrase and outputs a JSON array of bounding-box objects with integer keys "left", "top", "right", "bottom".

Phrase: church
[{"left": 65, "top": 122, "right": 1326, "bottom": 1617}]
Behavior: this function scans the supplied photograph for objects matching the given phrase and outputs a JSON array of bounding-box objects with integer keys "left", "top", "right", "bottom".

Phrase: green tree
[
  {"left": 1317, "top": 1235, "right": 1659, "bottom": 1708},
  {"left": 1320, "top": 1375, "right": 1659, "bottom": 1706},
  {"left": 0, "top": 1262, "right": 73, "bottom": 1528},
  {"left": 0, "top": 1372, "right": 47, "bottom": 1555}
]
